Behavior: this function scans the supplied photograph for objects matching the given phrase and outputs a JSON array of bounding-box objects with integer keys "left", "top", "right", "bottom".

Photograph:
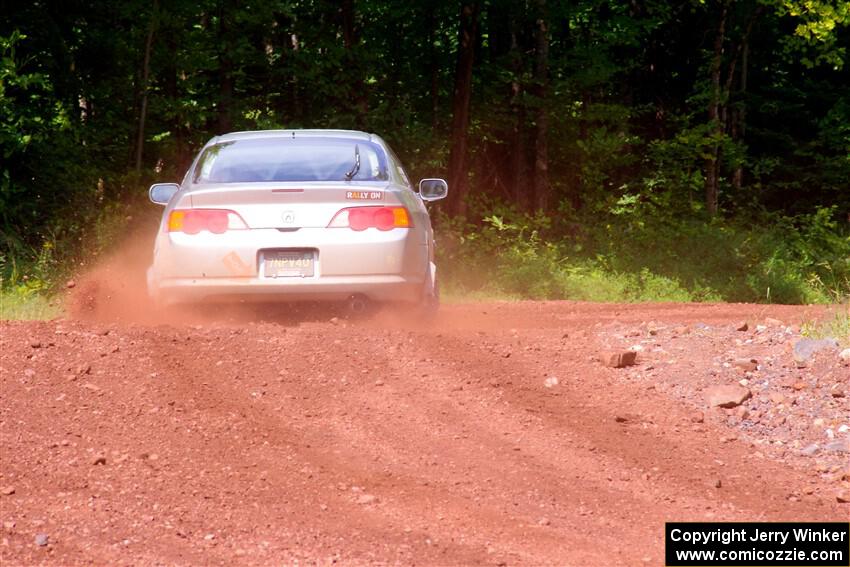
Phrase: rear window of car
[{"left": 192, "top": 137, "right": 389, "bottom": 183}]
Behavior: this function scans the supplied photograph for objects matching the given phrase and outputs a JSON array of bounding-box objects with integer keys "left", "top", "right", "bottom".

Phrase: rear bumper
[
  {"left": 149, "top": 226, "right": 427, "bottom": 305},
  {"left": 151, "top": 273, "right": 421, "bottom": 305}
]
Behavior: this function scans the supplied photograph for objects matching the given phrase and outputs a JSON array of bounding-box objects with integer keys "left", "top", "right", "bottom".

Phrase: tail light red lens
[
  {"left": 348, "top": 207, "right": 372, "bottom": 231},
  {"left": 167, "top": 209, "right": 247, "bottom": 234},
  {"left": 328, "top": 206, "right": 411, "bottom": 231}
]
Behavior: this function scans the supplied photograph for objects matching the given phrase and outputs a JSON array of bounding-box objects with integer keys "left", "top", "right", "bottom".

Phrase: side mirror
[
  {"left": 149, "top": 183, "right": 180, "bottom": 205},
  {"left": 418, "top": 178, "right": 448, "bottom": 201}
]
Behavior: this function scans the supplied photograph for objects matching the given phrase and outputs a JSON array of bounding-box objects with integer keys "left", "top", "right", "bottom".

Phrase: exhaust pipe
[{"left": 346, "top": 293, "right": 370, "bottom": 315}]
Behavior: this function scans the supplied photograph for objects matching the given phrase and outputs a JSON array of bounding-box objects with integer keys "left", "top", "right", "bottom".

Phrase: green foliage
[
  {"left": 777, "top": 0, "right": 850, "bottom": 67},
  {"left": 802, "top": 305, "right": 850, "bottom": 347},
  {"left": 0, "top": 288, "right": 61, "bottom": 320},
  {"left": 438, "top": 201, "right": 850, "bottom": 304},
  {"left": 0, "top": 174, "right": 147, "bottom": 303},
  {"left": 0, "top": 32, "right": 49, "bottom": 156},
  {"left": 0, "top": 31, "right": 62, "bottom": 243},
  {"left": 1, "top": 1, "right": 849, "bottom": 315}
]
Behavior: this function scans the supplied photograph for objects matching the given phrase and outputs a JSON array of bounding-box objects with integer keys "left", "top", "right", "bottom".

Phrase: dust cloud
[
  {"left": 64, "top": 222, "right": 516, "bottom": 329},
  {"left": 63, "top": 226, "right": 443, "bottom": 328},
  {"left": 65, "top": 225, "right": 163, "bottom": 324}
]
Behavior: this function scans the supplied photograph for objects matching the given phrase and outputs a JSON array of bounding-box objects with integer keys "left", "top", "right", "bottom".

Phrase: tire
[
  {"left": 418, "top": 266, "right": 440, "bottom": 320},
  {"left": 148, "top": 289, "right": 165, "bottom": 312}
]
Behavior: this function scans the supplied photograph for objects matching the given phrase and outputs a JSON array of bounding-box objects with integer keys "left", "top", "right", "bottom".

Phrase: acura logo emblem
[{"left": 281, "top": 210, "right": 295, "bottom": 224}]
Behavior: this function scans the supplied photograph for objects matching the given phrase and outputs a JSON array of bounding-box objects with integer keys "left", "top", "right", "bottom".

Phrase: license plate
[{"left": 262, "top": 251, "right": 314, "bottom": 278}]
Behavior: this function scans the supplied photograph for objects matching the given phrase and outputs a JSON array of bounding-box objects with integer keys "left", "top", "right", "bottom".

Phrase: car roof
[{"left": 213, "top": 129, "right": 376, "bottom": 143}]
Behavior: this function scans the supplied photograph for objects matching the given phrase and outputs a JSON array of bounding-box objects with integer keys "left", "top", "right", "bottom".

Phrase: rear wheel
[
  {"left": 418, "top": 267, "right": 440, "bottom": 319},
  {"left": 149, "top": 289, "right": 165, "bottom": 312}
]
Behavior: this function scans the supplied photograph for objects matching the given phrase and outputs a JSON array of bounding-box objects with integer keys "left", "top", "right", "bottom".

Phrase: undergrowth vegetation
[
  {"left": 438, "top": 200, "right": 850, "bottom": 305},
  {"left": 0, "top": 181, "right": 147, "bottom": 320},
  {"left": 3, "top": 186, "right": 848, "bottom": 320},
  {"left": 802, "top": 306, "right": 850, "bottom": 347}
]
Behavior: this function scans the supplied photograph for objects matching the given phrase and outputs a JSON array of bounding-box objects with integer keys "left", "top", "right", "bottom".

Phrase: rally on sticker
[{"left": 346, "top": 191, "right": 384, "bottom": 200}]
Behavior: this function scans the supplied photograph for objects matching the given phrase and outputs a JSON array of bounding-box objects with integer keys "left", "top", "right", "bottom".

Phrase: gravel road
[{"left": 1, "top": 301, "right": 848, "bottom": 565}]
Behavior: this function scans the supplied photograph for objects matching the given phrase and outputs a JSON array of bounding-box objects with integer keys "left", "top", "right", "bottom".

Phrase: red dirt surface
[{"left": 1, "top": 302, "right": 848, "bottom": 566}]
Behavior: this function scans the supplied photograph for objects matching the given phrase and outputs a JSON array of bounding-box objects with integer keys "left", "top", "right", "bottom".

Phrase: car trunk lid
[{"left": 186, "top": 182, "right": 398, "bottom": 229}]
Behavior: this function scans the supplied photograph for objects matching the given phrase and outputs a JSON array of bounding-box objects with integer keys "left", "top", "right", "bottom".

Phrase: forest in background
[{"left": 1, "top": 0, "right": 849, "bottom": 312}]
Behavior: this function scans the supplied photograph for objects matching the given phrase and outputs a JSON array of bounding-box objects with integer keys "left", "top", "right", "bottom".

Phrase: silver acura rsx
[{"left": 147, "top": 129, "right": 447, "bottom": 314}]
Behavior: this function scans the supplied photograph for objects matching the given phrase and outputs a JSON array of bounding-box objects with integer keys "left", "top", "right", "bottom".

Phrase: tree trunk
[
  {"left": 732, "top": 40, "right": 748, "bottom": 190},
  {"left": 218, "top": 0, "right": 235, "bottom": 134},
  {"left": 341, "top": 0, "right": 355, "bottom": 48},
  {"left": 445, "top": 2, "right": 479, "bottom": 217},
  {"left": 509, "top": 13, "right": 527, "bottom": 211},
  {"left": 162, "top": 7, "right": 188, "bottom": 172},
  {"left": 708, "top": 2, "right": 761, "bottom": 204},
  {"left": 135, "top": 0, "right": 158, "bottom": 173},
  {"left": 727, "top": 5, "right": 761, "bottom": 191},
  {"left": 291, "top": 33, "right": 302, "bottom": 121},
  {"left": 427, "top": 5, "right": 439, "bottom": 133},
  {"left": 532, "top": 0, "right": 549, "bottom": 212},
  {"left": 704, "top": 0, "right": 729, "bottom": 216},
  {"left": 341, "top": 0, "right": 367, "bottom": 127},
  {"left": 481, "top": 0, "right": 513, "bottom": 204}
]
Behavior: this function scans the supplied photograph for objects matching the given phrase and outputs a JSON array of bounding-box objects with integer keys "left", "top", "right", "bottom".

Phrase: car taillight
[
  {"left": 167, "top": 209, "right": 248, "bottom": 234},
  {"left": 327, "top": 206, "right": 411, "bottom": 231}
]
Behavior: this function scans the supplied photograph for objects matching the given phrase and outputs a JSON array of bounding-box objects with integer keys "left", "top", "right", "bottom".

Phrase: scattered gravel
[{"left": 604, "top": 318, "right": 849, "bottom": 478}]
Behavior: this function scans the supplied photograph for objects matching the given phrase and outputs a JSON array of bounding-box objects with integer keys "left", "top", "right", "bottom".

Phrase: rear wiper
[{"left": 344, "top": 144, "right": 361, "bottom": 180}]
